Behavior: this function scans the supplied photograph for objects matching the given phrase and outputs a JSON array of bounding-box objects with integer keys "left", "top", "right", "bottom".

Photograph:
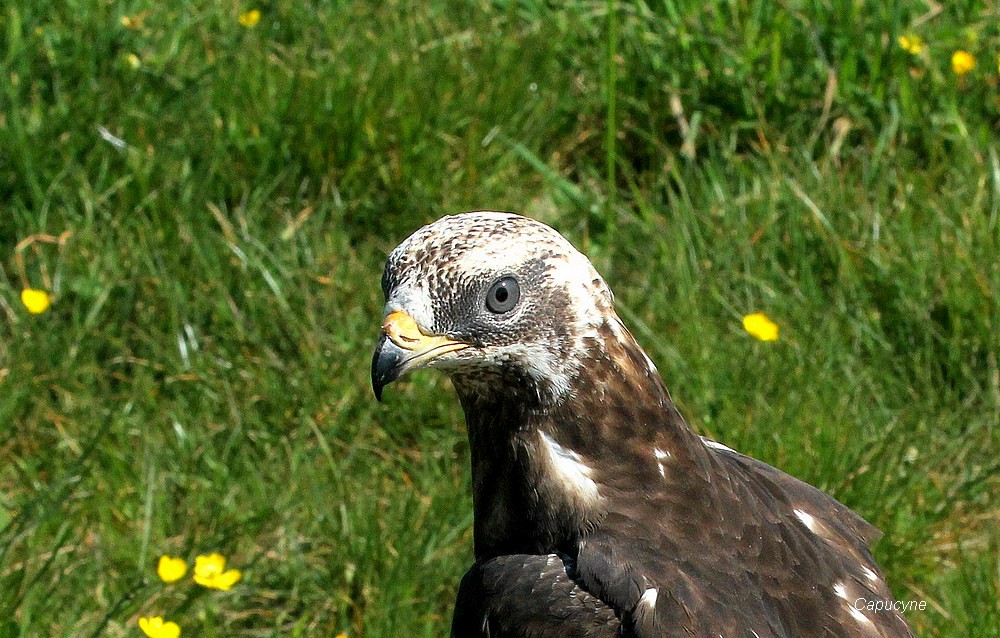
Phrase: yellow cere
[
  {"left": 138, "top": 616, "right": 181, "bottom": 638},
  {"left": 742, "top": 313, "right": 779, "bottom": 342},
  {"left": 897, "top": 34, "right": 924, "bottom": 55},
  {"left": 194, "top": 553, "right": 242, "bottom": 591},
  {"left": 20, "top": 289, "right": 51, "bottom": 314},
  {"left": 238, "top": 9, "right": 261, "bottom": 28},
  {"left": 157, "top": 555, "right": 188, "bottom": 583},
  {"left": 951, "top": 50, "right": 975, "bottom": 75}
]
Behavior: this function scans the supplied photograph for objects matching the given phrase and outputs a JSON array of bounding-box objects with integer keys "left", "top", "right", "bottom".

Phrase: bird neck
[{"left": 453, "top": 317, "right": 705, "bottom": 560}]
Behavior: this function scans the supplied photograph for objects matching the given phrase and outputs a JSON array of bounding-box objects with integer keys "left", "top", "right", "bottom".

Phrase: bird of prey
[{"left": 371, "top": 211, "right": 913, "bottom": 638}]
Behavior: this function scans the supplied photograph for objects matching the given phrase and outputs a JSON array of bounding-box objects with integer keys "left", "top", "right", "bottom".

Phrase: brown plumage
[{"left": 372, "top": 211, "right": 914, "bottom": 638}]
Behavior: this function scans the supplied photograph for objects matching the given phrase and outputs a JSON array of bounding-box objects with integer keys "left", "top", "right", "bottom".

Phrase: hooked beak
[{"left": 371, "top": 310, "right": 470, "bottom": 401}]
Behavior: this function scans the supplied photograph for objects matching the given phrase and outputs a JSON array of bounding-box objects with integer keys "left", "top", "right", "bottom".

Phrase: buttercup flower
[
  {"left": 238, "top": 9, "right": 261, "bottom": 28},
  {"left": 138, "top": 616, "right": 180, "bottom": 638},
  {"left": 119, "top": 13, "right": 148, "bottom": 30},
  {"left": 897, "top": 34, "right": 924, "bottom": 55},
  {"left": 951, "top": 50, "right": 975, "bottom": 75},
  {"left": 742, "top": 313, "right": 779, "bottom": 342},
  {"left": 193, "top": 553, "right": 242, "bottom": 590},
  {"left": 20, "top": 289, "right": 51, "bottom": 314},
  {"left": 157, "top": 555, "right": 187, "bottom": 583}
]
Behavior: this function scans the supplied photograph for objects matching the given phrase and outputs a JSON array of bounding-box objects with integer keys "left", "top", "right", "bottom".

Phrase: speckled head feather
[
  {"left": 378, "top": 211, "right": 618, "bottom": 404},
  {"left": 372, "top": 212, "right": 914, "bottom": 638}
]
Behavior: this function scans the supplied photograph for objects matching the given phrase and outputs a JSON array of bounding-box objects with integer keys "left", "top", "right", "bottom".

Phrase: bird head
[{"left": 371, "top": 212, "right": 615, "bottom": 405}]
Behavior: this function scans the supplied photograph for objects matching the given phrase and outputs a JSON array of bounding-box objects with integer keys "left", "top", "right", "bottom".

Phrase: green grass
[{"left": 1, "top": 1, "right": 998, "bottom": 636}]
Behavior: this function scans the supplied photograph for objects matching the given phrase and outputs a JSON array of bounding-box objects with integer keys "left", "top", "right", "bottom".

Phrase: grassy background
[{"left": 1, "top": 1, "right": 998, "bottom": 636}]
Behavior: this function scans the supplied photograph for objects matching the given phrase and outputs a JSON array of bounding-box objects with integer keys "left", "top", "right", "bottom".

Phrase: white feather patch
[
  {"left": 701, "top": 437, "right": 737, "bottom": 454},
  {"left": 653, "top": 447, "right": 670, "bottom": 478},
  {"left": 833, "top": 582, "right": 847, "bottom": 599},
  {"left": 639, "top": 587, "right": 658, "bottom": 609},
  {"left": 504, "top": 342, "right": 574, "bottom": 401},
  {"left": 848, "top": 605, "right": 874, "bottom": 626},
  {"left": 640, "top": 349, "right": 659, "bottom": 375},
  {"left": 834, "top": 581, "right": 875, "bottom": 626},
  {"left": 793, "top": 508, "right": 819, "bottom": 534},
  {"left": 540, "top": 432, "right": 599, "bottom": 503}
]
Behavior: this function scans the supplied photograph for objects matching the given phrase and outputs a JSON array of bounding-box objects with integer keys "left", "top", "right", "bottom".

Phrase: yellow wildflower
[
  {"left": 238, "top": 9, "right": 261, "bottom": 28},
  {"left": 20, "top": 289, "right": 51, "bottom": 314},
  {"left": 193, "top": 553, "right": 242, "bottom": 591},
  {"left": 156, "top": 555, "right": 187, "bottom": 583},
  {"left": 951, "top": 50, "right": 975, "bottom": 75},
  {"left": 138, "top": 616, "right": 180, "bottom": 638},
  {"left": 897, "top": 34, "right": 924, "bottom": 55},
  {"left": 119, "top": 14, "right": 146, "bottom": 30},
  {"left": 742, "top": 313, "right": 779, "bottom": 342},
  {"left": 125, "top": 53, "right": 141, "bottom": 69}
]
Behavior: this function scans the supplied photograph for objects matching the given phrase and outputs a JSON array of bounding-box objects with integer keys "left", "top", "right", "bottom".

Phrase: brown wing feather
[
  {"left": 452, "top": 553, "right": 621, "bottom": 638},
  {"left": 568, "top": 433, "right": 914, "bottom": 638}
]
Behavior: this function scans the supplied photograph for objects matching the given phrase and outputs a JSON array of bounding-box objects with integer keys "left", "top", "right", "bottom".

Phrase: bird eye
[{"left": 486, "top": 276, "right": 520, "bottom": 314}]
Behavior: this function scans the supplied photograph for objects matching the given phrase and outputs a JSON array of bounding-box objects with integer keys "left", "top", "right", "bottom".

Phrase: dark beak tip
[{"left": 371, "top": 334, "right": 404, "bottom": 402}]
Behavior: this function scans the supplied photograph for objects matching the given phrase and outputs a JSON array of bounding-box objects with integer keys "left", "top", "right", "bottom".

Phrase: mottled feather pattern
[
  {"left": 374, "top": 212, "right": 914, "bottom": 638},
  {"left": 454, "top": 554, "right": 621, "bottom": 637}
]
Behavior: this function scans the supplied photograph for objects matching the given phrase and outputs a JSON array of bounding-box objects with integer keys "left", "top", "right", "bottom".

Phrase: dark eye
[{"left": 486, "top": 276, "right": 520, "bottom": 314}]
